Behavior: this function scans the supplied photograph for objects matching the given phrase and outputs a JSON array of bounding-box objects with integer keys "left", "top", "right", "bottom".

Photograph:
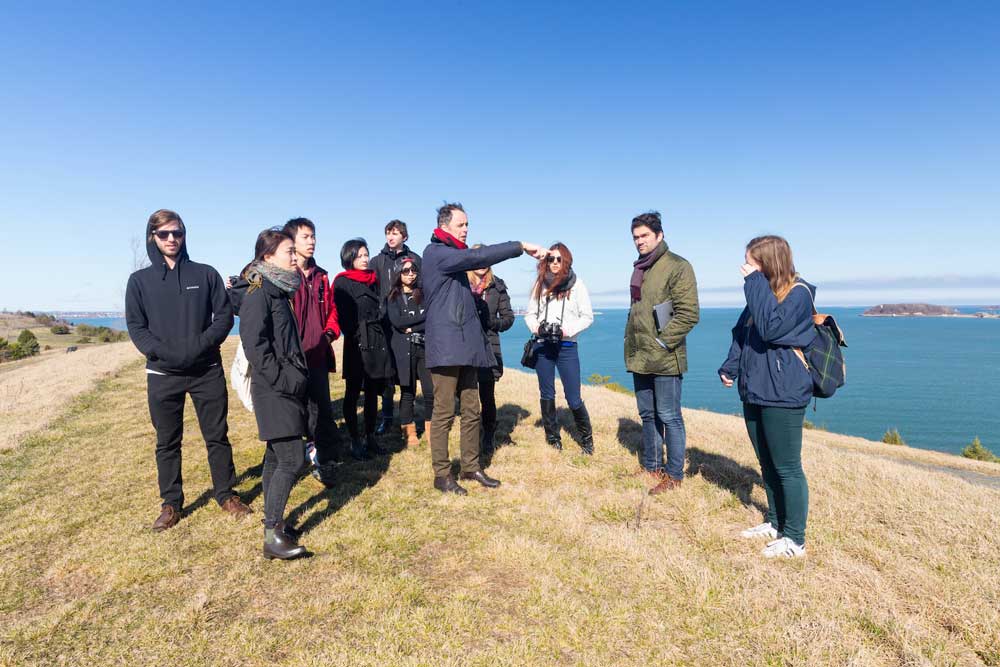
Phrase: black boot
[
  {"left": 263, "top": 526, "right": 307, "bottom": 560},
  {"left": 540, "top": 399, "right": 562, "bottom": 450},
  {"left": 350, "top": 437, "right": 372, "bottom": 461},
  {"left": 433, "top": 474, "right": 468, "bottom": 496},
  {"left": 374, "top": 415, "right": 392, "bottom": 436},
  {"left": 366, "top": 434, "right": 388, "bottom": 456},
  {"left": 571, "top": 403, "right": 594, "bottom": 455}
]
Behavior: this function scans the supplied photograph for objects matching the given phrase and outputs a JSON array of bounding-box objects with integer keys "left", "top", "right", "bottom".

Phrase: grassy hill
[{"left": 1, "top": 338, "right": 998, "bottom": 666}]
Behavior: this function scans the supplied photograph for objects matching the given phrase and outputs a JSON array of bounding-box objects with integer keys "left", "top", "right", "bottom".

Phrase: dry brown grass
[
  {"left": 1, "top": 338, "right": 998, "bottom": 666},
  {"left": 0, "top": 342, "right": 140, "bottom": 450}
]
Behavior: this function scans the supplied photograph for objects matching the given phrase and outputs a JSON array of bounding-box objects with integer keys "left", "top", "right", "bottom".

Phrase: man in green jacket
[{"left": 624, "top": 211, "right": 700, "bottom": 495}]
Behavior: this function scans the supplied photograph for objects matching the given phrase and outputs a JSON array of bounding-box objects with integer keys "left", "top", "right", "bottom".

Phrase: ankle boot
[
  {"left": 571, "top": 403, "right": 594, "bottom": 455},
  {"left": 539, "top": 399, "right": 562, "bottom": 450},
  {"left": 402, "top": 423, "right": 419, "bottom": 447},
  {"left": 263, "top": 526, "right": 307, "bottom": 560}
]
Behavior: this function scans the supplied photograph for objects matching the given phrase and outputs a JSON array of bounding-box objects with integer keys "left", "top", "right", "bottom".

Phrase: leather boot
[
  {"left": 152, "top": 505, "right": 180, "bottom": 532},
  {"left": 263, "top": 526, "right": 307, "bottom": 560},
  {"left": 571, "top": 404, "right": 594, "bottom": 455},
  {"left": 402, "top": 423, "right": 419, "bottom": 448},
  {"left": 275, "top": 520, "right": 302, "bottom": 542},
  {"left": 460, "top": 470, "right": 501, "bottom": 488},
  {"left": 539, "top": 399, "right": 562, "bottom": 450},
  {"left": 433, "top": 474, "right": 468, "bottom": 496}
]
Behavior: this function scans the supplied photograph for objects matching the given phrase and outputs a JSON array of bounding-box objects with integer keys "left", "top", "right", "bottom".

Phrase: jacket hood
[{"left": 146, "top": 220, "right": 190, "bottom": 276}]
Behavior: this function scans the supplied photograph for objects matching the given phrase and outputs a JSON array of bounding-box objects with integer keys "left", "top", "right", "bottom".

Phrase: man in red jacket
[{"left": 283, "top": 217, "right": 342, "bottom": 486}]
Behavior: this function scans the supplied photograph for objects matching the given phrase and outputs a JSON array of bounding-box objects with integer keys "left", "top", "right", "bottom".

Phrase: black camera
[
  {"left": 537, "top": 321, "right": 563, "bottom": 343},
  {"left": 408, "top": 332, "right": 426, "bottom": 346}
]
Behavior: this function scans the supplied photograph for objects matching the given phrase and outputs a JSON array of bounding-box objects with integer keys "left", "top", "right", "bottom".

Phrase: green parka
[{"left": 624, "top": 242, "right": 700, "bottom": 376}]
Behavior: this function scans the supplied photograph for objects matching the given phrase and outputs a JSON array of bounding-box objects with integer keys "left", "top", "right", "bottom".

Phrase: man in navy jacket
[
  {"left": 422, "top": 203, "right": 546, "bottom": 494},
  {"left": 125, "top": 209, "right": 252, "bottom": 531}
]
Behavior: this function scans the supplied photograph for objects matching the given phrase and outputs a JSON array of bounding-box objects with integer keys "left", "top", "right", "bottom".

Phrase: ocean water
[{"left": 75, "top": 309, "right": 1000, "bottom": 455}]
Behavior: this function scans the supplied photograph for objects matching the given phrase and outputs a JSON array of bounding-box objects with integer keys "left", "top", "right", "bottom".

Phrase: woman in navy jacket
[{"left": 719, "top": 235, "right": 816, "bottom": 559}]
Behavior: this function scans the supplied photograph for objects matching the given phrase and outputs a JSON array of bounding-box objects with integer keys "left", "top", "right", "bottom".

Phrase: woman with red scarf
[{"left": 333, "top": 238, "right": 394, "bottom": 460}]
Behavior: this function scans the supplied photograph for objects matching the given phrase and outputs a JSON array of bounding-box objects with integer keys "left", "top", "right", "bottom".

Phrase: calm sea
[{"left": 76, "top": 308, "right": 1000, "bottom": 456}]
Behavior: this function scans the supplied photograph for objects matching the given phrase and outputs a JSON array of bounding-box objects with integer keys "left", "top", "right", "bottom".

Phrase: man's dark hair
[
  {"left": 147, "top": 209, "right": 184, "bottom": 240},
  {"left": 340, "top": 238, "right": 369, "bottom": 271},
  {"left": 385, "top": 219, "right": 408, "bottom": 240},
  {"left": 283, "top": 217, "right": 315, "bottom": 237},
  {"left": 631, "top": 211, "right": 663, "bottom": 235},
  {"left": 436, "top": 202, "right": 465, "bottom": 228}
]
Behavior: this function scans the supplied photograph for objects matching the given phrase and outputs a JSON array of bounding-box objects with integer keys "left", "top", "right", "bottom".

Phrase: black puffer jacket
[
  {"left": 474, "top": 276, "right": 515, "bottom": 380},
  {"left": 386, "top": 290, "right": 427, "bottom": 387},
  {"left": 231, "top": 274, "right": 308, "bottom": 442},
  {"left": 333, "top": 275, "right": 393, "bottom": 383}
]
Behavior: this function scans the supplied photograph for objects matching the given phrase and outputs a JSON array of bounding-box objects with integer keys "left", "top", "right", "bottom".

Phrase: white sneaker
[
  {"left": 740, "top": 522, "right": 779, "bottom": 540},
  {"left": 762, "top": 537, "right": 806, "bottom": 559}
]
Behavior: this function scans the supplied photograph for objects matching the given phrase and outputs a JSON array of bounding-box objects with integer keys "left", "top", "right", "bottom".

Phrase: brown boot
[
  {"left": 152, "top": 505, "right": 180, "bottom": 532},
  {"left": 220, "top": 495, "right": 253, "bottom": 518},
  {"left": 402, "top": 423, "right": 419, "bottom": 448},
  {"left": 649, "top": 476, "right": 682, "bottom": 495}
]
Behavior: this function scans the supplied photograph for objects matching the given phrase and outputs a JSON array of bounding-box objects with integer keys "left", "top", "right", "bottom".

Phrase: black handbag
[{"left": 520, "top": 335, "right": 539, "bottom": 369}]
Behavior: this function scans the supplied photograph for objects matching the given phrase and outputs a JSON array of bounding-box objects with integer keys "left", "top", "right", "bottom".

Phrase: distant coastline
[{"left": 863, "top": 304, "right": 1000, "bottom": 319}]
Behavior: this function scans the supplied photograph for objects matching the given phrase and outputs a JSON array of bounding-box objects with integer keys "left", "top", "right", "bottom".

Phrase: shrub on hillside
[
  {"left": 50, "top": 324, "right": 70, "bottom": 335},
  {"left": 881, "top": 428, "right": 906, "bottom": 446},
  {"left": 76, "top": 324, "right": 128, "bottom": 343},
  {"left": 15, "top": 330, "right": 40, "bottom": 358},
  {"left": 961, "top": 437, "right": 1000, "bottom": 463},
  {"left": 76, "top": 336, "right": 92, "bottom": 344},
  {"left": 36, "top": 314, "right": 55, "bottom": 326},
  {"left": 588, "top": 373, "right": 633, "bottom": 395}
]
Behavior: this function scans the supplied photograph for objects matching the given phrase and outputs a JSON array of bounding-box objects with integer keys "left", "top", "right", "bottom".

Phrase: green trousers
[
  {"left": 743, "top": 403, "right": 809, "bottom": 545},
  {"left": 429, "top": 366, "right": 481, "bottom": 478}
]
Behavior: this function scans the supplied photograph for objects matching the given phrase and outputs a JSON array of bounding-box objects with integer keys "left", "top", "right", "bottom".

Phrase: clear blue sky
[{"left": 2, "top": 2, "right": 998, "bottom": 311}]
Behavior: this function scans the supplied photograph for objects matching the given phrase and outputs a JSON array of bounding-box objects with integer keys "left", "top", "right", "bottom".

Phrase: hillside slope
[{"left": 1, "top": 338, "right": 998, "bottom": 666}]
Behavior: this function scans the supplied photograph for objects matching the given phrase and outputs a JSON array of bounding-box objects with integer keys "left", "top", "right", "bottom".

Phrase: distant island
[{"left": 863, "top": 304, "right": 1000, "bottom": 319}]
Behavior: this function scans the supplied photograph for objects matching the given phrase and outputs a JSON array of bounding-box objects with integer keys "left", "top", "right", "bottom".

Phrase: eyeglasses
[
  {"left": 154, "top": 229, "right": 185, "bottom": 240},
  {"left": 546, "top": 256, "right": 562, "bottom": 264},
  {"left": 401, "top": 267, "right": 417, "bottom": 275}
]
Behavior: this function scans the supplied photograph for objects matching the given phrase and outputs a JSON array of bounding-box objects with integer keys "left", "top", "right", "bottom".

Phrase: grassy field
[{"left": 1, "top": 338, "right": 999, "bottom": 666}]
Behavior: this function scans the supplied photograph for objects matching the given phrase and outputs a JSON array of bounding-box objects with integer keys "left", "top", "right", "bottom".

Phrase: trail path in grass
[{"left": 1, "top": 338, "right": 998, "bottom": 667}]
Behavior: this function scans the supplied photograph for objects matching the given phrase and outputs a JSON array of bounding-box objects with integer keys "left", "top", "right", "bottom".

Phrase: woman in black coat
[
  {"left": 333, "top": 239, "right": 394, "bottom": 460},
  {"left": 386, "top": 257, "right": 434, "bottom": 448},
  {"left": 231, "top": 227, "right": 309, "bottom": 561},
  {"left": 468, "top": 258, "right": 515, "bottom": 455}
]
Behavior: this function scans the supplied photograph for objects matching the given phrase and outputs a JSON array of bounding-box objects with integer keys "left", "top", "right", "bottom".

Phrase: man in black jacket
[
  {"left": 125, "top": 209, "right": 252, "bottom": 531},
  {"left": 368, "top": 220, "right": 422, "bottom": 435}
]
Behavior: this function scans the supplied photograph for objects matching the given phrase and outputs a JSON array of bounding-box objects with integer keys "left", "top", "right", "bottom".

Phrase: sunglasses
[
  {"left": 546, "top": 256, "right": 562, "bottom": 264},
  {"left": 154, "top": 229, "right": 185, "bottom": 240},
  {"left": 401, "top": 267, "right": 418, "bottom": 275}
]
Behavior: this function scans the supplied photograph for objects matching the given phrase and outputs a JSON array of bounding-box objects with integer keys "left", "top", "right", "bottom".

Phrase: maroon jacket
[{"left": 291, "top": 260, "right": 341, "bottom": 371}]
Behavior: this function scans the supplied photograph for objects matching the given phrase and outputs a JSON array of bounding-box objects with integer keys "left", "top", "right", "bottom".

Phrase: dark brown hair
[
  {"left": 436, "top": 202, "right": 465, "bottom": 227},
  {"left": 384, "top": 219, "right": 408, "bottom": 240},
  {"left": 241, "top": 227, "right": 294, "bottom": 277},
  {"left": 147, "top": 209, "right": 184, "bottom": 241},
  {"left": 387, "top": 258, "right": 422, "bottom": 304},
  {"left": 531, "top": 242, "right": 574, "bottom": 300}
]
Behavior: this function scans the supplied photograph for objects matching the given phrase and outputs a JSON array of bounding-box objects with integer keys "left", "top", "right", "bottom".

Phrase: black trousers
[
  {"left": 477, "top": 369, "right": 498, "bottom": 431},
  {"left": 399, "top": 345, "right": 434, "bottom": 425},
  {"left": 146, "top": 365, "right": 237, "bottom": 510},
  {"left": 306, "top": 367, "right": 341, "bottom": 464},
  {"left": 344, "top": 376, "right": 385, "bottom": 438},
  {"left": 381, "top": 382, "right": 395, "bottom": 419},
  {"left": 263, "top": 436, "right": 305, "bottom": 528}
]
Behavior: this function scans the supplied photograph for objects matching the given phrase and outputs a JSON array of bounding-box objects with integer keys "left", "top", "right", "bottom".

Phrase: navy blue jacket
[
  {"left": 422, "top": 237, "right": 523, "bottom": 369},
  {"left": 719, "top": 271, "right": 817, "bottom": 408}
]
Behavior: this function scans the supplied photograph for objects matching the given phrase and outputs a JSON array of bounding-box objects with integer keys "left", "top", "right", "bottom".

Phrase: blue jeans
[
  {"left": 534, "top": 342, "right": 583, "bottom": 409},
  {"left": 632, "top": 373, "right": 686, "bottom": 479}
]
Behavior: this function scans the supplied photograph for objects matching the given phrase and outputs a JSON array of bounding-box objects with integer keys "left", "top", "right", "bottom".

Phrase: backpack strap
[{"left": 790, "top": 282, "right": 814, "bottom": 371}]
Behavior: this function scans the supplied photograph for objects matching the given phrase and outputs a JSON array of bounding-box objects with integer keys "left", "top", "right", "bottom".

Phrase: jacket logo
[{"left": 185, "top": 285, "right": 200, "bottom": 290}]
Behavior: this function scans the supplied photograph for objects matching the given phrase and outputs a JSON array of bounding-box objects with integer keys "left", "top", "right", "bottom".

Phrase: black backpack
[{"left": 791, "top": 283, "right": 847, "bottom": 398}]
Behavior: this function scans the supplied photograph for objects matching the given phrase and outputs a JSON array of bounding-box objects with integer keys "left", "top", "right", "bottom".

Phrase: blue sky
[{"left": 1, "top": 2, "right": 998, "bottom": 310}]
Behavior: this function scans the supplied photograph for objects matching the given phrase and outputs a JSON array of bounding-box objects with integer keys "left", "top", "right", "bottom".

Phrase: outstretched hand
[
  {"left": 719, "top": 373, "right": 734, "bottom": 388},
  {"left": 521, "top": 242, "right": 548, "bottom": 260}
]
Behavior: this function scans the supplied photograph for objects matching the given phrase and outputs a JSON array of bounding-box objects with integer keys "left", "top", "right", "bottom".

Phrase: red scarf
[
  {"left": 335, "top": 269, "right": 378, "bottom": 285},
  {"left": 433, "top": 227, "right": 468, "bottom": 250}
]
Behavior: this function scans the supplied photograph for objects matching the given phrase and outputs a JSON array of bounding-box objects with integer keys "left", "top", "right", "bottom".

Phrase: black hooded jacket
[
  {"left": 125, "top": 222, "right": 234, "bottom": 374},
  {"left": 369, "top": 243, "right": 421, "bottom": 301}
]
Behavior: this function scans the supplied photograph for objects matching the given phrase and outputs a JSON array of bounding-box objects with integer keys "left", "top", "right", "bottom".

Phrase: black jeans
[
  {"left": 477, "top": 369, "right": 497, "bottom": 431},
  {"left": 381, "top": 383, "right": 395, "bottom": 420},
  {"left": 146, "top": 364, "right": 237, "bottom": 510},
  {"left": 262, "top": 436, "right": 305, "bottom": 528},
  {"left": 306, "top": 367, "right": 341, "bottom": 464},
  {"left": 344, "top": 376, "right": 384, "bottom": 438},
  {"left": 399, "top": 345, "right": 434, "bottom": 425}
]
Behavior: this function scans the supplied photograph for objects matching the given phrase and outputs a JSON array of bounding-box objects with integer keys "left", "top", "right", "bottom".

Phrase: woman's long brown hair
[
  {"left": 531, "top": 242, "right": 574, "bottom": 300},
  {"left": 466, "top": 244, "right": 495, "bottom": 291},
  {"left": 746, "top": 235, "right": 797, "bottom": 302}
]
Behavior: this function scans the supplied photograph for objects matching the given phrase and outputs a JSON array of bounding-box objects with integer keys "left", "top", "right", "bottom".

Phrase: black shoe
[
  {"left": 571, "top": 403, "right": 594, "bottom": 455},
  {"left": 350, "top": 437, "right": 372, "bottom": 461},
  {"left": 433, "top": 474, "right": 468, "bottom": 496},
  {"left": 263, "top": 528, "right": 307, "bottom": 560},
  {"left": 374, "top": 416, "right": 392, "bottom": 436},
  {"left": 459, "top": 470, "right": 501, "bottom": 488},
  {"left": 276, "top": 520, "right": 302, "bottom": 542},
  {"left": 366, "top": 434, "right": 389, "bottom": 456},
  {"left": 540, "top": 398, "right": 562, "bottom": 450}
]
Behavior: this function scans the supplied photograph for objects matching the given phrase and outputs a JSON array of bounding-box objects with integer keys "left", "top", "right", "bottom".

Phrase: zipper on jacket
[{"left": 777, "top": 356, "right": 782, "bottom": 372}]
